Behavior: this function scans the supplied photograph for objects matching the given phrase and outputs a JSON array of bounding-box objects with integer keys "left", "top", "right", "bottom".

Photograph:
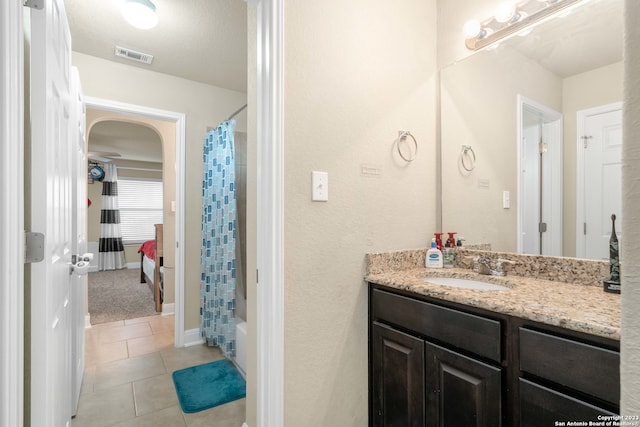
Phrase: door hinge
[
  {"left": 256, "top": 269, "right": 259, "bottom": 283},
  {"left": 23, "top": 0, "right": 44, "bottom": 9},
  {"left": 581, "top": 135, "right": 592, "bottom": 149},
  {"left": 584, "top": 222, "right": 587, "bottom": 235},
  {"left": 539, "top": 222, "right": 548, "bottom": 233},
  {"left": 24, "top": 232, "right": 45, "bottom": 263}
]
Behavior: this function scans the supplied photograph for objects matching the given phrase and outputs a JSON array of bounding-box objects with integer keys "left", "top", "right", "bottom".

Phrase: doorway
[
  {"left": 576, "top": 102, "right": 623, "bottom": 260},
  {"left": 86, "top": 118, "right": 164, "bottom": 324},
  {"left": 518, "top": 95, "right": 563, "bottom": 256},
  {"left": 84, "top": 97, "right": 187, "bottom": 346}
]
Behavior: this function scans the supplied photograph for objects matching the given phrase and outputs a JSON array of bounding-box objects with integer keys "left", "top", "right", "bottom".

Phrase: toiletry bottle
[
  {"left": 434, "top": 233, "right": 444, "bottom": 250},
  {"left": 426, "top": 238, "right": 443, "bottom": 268},
  {"left": 446, "top": 232, "right": 457, "bottom": 249},
  {"left": 442, "top": 242, "right": 454, "bottom": 268},
  {"left": 442, "top": 232, "right": 457, "bottom": 268}
]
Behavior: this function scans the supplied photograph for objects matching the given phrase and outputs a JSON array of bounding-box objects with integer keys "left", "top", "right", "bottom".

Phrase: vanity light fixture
[
  {"left": 120, "top": 0, "right": 158, "bottom": 30},
  {"left": 464, "top": 0, "right": 583, "bottom": 50}
]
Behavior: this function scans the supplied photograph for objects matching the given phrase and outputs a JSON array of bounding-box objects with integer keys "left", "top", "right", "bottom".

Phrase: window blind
[{"left": 117, "top": 178, "right": 163, "bottom": 244}]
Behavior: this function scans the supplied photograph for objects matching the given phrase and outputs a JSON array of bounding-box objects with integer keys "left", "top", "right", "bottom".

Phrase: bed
[{"left": 138, "top": 223, "right": 163, "bottom": 312}]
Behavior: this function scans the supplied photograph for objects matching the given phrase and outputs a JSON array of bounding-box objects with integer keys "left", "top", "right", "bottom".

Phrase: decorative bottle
[{"left": 603, "top": 214, "right": 621, "bottom": 294}]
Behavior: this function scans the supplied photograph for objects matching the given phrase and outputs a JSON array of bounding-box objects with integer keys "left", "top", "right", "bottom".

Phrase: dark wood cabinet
[
  {"left": 518, "top": 327, "right": 620, "bottom": 425},
  {"left": 425, "top": 341, "right": 502, "bottom": 427},
  {"left": 371, "top": 322, "right": 425, "bottom": 427},
  {"left": 519, "top": 379, "right": 616, "bottom": 427},
  {"left": 369, "top": 284, "right": 620, "bottom": 427},
  {"left": 370, "top": 287, "right": 504, "bottom": 427}
]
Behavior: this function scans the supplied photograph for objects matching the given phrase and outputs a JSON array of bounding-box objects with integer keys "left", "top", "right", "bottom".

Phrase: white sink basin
[{"left": 423, "top": 277, "right": 510, "bottom": 291}]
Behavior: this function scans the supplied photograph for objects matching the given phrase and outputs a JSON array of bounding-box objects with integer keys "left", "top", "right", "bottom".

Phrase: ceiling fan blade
[{"left": 88, "top": 151, "right": 122, "bottom": 162}]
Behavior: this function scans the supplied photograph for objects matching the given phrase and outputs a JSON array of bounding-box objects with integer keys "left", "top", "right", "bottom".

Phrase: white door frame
[
  {"left": 517, "top": 94, "right": 563, "bottom": 255},
  {"left": 2, "top": 0, "right": 285, "bottom": 424},
  {"left": 84, "top": 96, "right": 187, "bottom": 347},
  {"left": 0, "top": 1, "right": 24, "bottom": 426},
  {"left": 575, "top": 101, "right": 623, "bottom": 258},
  {"left": 255, "top": 0, "right": 285, "bottom": 425}
]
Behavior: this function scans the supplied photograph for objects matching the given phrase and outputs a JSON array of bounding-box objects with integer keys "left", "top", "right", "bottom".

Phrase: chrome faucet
[
  {"left": 473, "top": 256, "right": 516, "bottom": 276},
  {"left": 475, "top": 256, "right": 493, "bottom": 275}
]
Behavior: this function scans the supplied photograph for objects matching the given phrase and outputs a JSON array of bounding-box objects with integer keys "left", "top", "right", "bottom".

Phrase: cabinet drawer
[
  {"left": 372, "top": 289, "right": 501, "bottom": 363},
  {"left": 519, "top": 328, "right": 619, "bottom": 405},
  {"left": 519, "top": 378, "right": 616, "bottom": 427}
]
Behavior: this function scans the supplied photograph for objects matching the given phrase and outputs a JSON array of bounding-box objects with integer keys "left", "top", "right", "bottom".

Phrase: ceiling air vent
[{"left": 114, "top": 46, "right": 154, "bottom": 65}]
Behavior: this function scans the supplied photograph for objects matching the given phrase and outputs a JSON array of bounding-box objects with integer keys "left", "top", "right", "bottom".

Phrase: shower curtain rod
[
  {"left": 206, "top": 104, "right": 248, "bottom": 132},
  {"left": 227, "top": 103, "right": 247, "bottom": 121}
]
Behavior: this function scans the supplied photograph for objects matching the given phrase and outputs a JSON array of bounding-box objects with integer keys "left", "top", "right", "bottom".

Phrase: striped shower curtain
[
  {"left": 200, "top": 120, "right": 237, "bottom": 357},
  {"left": 98, "top": 164, "right": 126, "bottom": 271}
]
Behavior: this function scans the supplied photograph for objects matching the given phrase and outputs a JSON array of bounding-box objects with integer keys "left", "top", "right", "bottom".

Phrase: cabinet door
[
  {"left": 372, "top": 322, "right": 425, "bottom": 427},
  {"left": 425, "top": 341, "right": 502, "bottom": 427},
  {"left": 519, "top": 378, "right": 617, "bottom": 427}
]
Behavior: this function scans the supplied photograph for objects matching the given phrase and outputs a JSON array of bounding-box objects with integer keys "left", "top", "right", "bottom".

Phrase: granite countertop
[{"left": 365, "top": 249, "right": 621, "bottom": 341}]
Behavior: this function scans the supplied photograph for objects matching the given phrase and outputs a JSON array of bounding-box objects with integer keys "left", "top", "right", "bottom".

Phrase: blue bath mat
[{"left": 172, "top": 359, "right": 246, "bottom": 413}]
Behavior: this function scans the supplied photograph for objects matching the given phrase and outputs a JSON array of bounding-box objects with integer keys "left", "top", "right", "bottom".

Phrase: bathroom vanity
[{"left": 366, "top": 249, "right": 620, "bottom": 427}]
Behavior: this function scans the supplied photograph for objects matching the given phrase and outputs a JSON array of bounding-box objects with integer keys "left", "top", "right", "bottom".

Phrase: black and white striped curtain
[{"left": 98, "top": 164, "right": 126, "bottom": 271}]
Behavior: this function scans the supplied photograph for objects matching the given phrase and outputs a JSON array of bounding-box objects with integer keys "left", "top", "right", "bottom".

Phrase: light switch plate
[
  {"left": 503, "top": 190, "right": 510, "bottom": 209},
  {"left": 312, "top": 171, "right": 328, "bottom": 201}
]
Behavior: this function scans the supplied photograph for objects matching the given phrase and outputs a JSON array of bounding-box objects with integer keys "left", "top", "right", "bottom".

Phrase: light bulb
[
  {"left": 463, "top": 20, "right": 482, "bottom": 38},
  {"left": 495, "top": 2, "right": 516, "bottom": 23}
]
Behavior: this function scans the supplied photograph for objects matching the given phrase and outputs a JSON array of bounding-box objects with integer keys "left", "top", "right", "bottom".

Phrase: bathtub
[{"left": 235, "top": 319, "right": 247, "bottom": 377}]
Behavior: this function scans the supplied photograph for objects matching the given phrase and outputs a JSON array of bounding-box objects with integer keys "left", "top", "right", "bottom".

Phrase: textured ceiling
[
  {"left": 67, "top": 0, "right": 247, "bottom": 163},
  {"left": 503, "top": 0, "right": 623, "bottom": 78},
  {"left": 65, "top": 0, "right": 248, "bottom": 92}
]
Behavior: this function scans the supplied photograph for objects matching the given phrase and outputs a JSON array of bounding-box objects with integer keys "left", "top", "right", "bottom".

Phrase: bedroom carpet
[
  {"left": 172, "top": 359, "right": 246, "bottom": 414},
  {"left": 88, "top": 268, "right": 158, "bottom": 325}
]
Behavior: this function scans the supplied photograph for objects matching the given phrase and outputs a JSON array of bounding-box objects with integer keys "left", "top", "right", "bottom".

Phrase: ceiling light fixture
[
  {"left": 120, "top": 0, "right": 158, "bottom": 30},
  {"left": 464, "top": 0, "right": 584, "bottom": 51}
]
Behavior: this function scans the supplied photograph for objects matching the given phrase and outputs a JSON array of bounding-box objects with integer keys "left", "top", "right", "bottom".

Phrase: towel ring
[
  {"left": 460, "top": 145, "right": 476, "bottom": 171},
  {"left": 397, "top": 131, "right": 418, "bottom": 162}
]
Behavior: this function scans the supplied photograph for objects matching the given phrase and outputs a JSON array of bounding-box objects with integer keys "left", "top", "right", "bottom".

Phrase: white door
[
  {"left": 579, "top": 104, "right": 623, "bottom": 260},
  {"left": 30, "top": 0, "right": 79, "bottom": 425},
  {"left": 70, "top": 67, "right": 87, "bottom": 416},
  {"left": 519, "top": 97, "right": 563, "bottom": 256},
  {"left": 521, "top": 122, "right": 541, "bottom": 254},
  {"left": 540, "top": 119, "right": 563, "bottom": 256}
]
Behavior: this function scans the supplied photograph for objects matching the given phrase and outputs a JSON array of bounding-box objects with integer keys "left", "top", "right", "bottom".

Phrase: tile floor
[{"left": 72, "top": 314, "right": 246, "bottom": 427}]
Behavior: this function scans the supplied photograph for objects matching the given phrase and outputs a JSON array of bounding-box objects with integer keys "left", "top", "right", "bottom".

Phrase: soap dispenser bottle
[
  {"left": 443, "top": 232, "right": 457, "bottom": 268},
  {"left": 426, "top": 238, "right": 443, "bottom": 269}
]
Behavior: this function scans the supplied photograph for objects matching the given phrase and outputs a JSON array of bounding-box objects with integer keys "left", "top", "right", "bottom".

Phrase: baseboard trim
[
  {"left": 89, "top": 266, "right": 98, "bottom": 273},
  {"left": 161, "top": 303, "right": 175, "bottom": 315},
  {"left": 183, "top": 328, "right": 204, "bottom": 347},
  {"left": 127, "top": 262, "right": 141, "bottom": 269},
  {"left": 85, "top": 314, "right": 92, "bottom": 329}
]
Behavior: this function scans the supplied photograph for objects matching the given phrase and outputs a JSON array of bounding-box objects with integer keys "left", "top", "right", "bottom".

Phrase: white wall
[
  {"left": 621, "top": 0, "right": 640, "bottom": 414},
  {"left": 72, "top": 52, "right": 247, "bottom": 330},
  {"left": 283, "top": 0, "right": 438, "bottom": 424}
]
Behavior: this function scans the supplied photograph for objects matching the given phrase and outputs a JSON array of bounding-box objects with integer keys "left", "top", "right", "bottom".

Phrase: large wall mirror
[{"left": 440, "top": 0, "right": 623, "bottom": 259}]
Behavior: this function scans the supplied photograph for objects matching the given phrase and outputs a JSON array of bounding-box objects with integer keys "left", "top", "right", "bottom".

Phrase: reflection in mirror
[
  {"left": 519, "top": 97, "right": 562, "bottom": 256},
  {"left": 440, "top": 0, "right": 622, "bottom": 259}
]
